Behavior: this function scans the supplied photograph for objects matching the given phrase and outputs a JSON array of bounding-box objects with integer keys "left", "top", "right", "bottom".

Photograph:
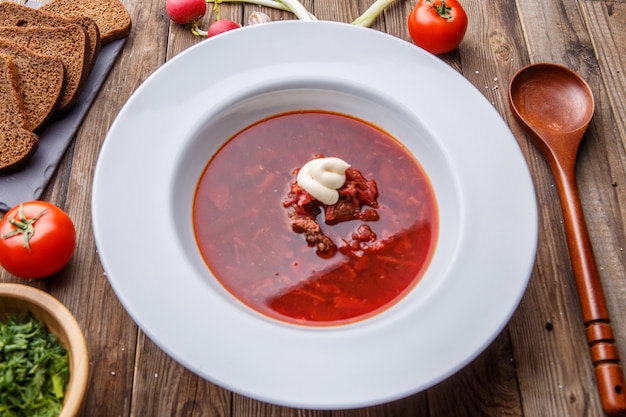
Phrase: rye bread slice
[
  {"left": 0, "top": 25, "right": 90, "bottom": 111},
  {"left": 0, "top": 38, "right": 65, "bottom": 131},
  {"left": 41, "top": 0, "right": 131, "bottom": 45},
  {"left": 0, "top": 2, "right": 99, "bottom": 71},
  {"left": 0, "top": 52, "right": 38, "bottom": 173},
  {"left": 62, "top": 14, "right": 101, "bottom": 72}
]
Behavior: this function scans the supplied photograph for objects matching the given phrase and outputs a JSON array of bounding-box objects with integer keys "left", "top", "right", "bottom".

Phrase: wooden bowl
[{"left": 0, "top": 283, "right": 89, "bottom": 417}]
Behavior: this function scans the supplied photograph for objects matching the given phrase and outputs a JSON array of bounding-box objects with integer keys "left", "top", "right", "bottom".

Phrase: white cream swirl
[{"left": 296, "top": 157, "right": 350, "bottom": 205}]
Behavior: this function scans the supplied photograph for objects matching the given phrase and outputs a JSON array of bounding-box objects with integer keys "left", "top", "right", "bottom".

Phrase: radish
[
  {"left": 207, "top": 19, "right": 242, "bottom": 37},
  {"left": 166, "top": 0, "right": 206, "bottom": 26}
]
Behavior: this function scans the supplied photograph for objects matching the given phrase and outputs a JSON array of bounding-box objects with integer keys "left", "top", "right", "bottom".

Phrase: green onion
[
  {"left": 206, "top": 0, "right": 397, "bottom": 26},
  {"left": 351, "top": 0, "right": 396, "bottom": 27},
  {"left": 208, "top": 0, "right": 316, "bottom": 20}
]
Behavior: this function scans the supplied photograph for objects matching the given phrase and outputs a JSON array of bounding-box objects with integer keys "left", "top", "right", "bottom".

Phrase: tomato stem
[
  {"left": 2, "top": 205, "right": 48, "bottom": 252},
  {"left": 427, "top": 0, "right": 452, "bottom": 19}
]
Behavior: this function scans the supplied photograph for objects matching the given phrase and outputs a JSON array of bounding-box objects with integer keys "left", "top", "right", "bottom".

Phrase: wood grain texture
[
  {"left": 582, "top": 1, "right": 626, "bottom": 143},
  {"left": 512, "top": 0, "right": 626, "bottom": 415},
  {"left": 1, "top": 0, "right": 625, "bottom": 415},
  {"left": 50, "top": 0, "right": 169, "bottom": 414}
]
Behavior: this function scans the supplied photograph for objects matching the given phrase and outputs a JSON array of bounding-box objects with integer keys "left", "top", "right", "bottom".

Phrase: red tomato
[
  {"left": 0, "top": 201, "right": 76, "bottom": 279},
  {"left": 408, "top": 0, "right": 468, "bottom": 55}
]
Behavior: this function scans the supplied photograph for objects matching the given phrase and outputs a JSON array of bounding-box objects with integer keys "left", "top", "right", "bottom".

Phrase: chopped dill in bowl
[{"left": 0, "top": 313, "right": 69, "bottom": 417}]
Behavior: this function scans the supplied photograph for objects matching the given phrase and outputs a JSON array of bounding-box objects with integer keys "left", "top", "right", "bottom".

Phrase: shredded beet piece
[{"left": 283, "top": 157, "right": 379, "bottom": 256}]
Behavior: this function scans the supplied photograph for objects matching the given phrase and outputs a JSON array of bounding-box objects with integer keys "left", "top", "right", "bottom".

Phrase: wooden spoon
[{"left": 509, "top": 63, "right": 626, "bottom": 416}]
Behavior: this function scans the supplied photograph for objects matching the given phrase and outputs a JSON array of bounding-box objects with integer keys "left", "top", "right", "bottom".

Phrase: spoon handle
[{"left": 552, "top": 160, "right": 626, "bottom": 416}]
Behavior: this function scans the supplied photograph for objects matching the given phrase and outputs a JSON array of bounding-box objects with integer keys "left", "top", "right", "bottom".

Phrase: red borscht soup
[{"left": 193, "top": 111, "right": 438, "bottom": 326}]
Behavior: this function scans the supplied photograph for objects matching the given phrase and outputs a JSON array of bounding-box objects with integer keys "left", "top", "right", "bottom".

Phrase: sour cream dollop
[{"left": 296, "top": 157, "right": 350, "bottom": 205}]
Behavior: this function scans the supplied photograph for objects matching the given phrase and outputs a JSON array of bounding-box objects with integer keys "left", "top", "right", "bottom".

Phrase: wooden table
[{"left": 2, "top": 0, "right": 625, "bottom": 415}]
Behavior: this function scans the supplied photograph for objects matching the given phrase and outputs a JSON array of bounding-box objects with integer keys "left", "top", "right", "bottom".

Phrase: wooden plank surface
[
  {"left": 1, "top": 0, "right": 625, "bottom": 416},
  {"left": 512, "top": 0, "right": 626, "bottom": 416}
]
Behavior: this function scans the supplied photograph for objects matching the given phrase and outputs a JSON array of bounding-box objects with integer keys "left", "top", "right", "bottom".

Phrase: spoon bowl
[
  {"left": 509, "top": 63, "right": 594, "bottom": 161},
  {"left": 509, "top": 63, "right": 626, "bottom": 417},
  {"left": 510, "top": 63, "right": 594, "bottom": 135}
]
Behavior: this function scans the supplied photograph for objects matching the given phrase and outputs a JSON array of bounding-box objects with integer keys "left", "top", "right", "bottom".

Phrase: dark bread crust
[
  {"left": 0, "top": 38, "right": 65, "bottom": 131},
  {"left": 41, "top": 0, "right": 131, "bottom": 45},
  {"left": 0, "top": 52, "right": 38, "bottom": 173},
  {"left": 0, "top": 25, "right": 90, "bottom": 111},
  {"left": 0, "top": 2, "right": 99, "bottom": 70}
]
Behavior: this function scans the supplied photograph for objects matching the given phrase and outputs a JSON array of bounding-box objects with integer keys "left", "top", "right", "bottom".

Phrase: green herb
[{"left": 0, "top": 313, "right": 69, "bottom": 417}]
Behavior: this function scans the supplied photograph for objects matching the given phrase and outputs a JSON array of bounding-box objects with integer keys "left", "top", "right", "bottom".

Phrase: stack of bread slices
[{"left": 0, "top": 0, "right": 131, "bottom": 173}]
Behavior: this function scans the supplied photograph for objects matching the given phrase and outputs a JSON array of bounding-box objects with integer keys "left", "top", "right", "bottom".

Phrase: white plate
[{"left": 92, "top": 21, "right": 537, "bottom": 410}]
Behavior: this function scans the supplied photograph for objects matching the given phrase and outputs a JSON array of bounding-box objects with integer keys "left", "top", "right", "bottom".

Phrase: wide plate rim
[{"left": 92, "top": 21, "right": 537, "bottom": 410}]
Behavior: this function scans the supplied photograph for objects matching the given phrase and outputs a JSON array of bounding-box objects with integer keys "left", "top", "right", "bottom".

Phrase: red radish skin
[
  {"left": 207, "top": 19, "right": 242, "bottom": 37},
  {"left": 166, "top": 0, "right": 206, "bottom": 25}
]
